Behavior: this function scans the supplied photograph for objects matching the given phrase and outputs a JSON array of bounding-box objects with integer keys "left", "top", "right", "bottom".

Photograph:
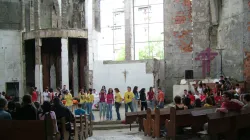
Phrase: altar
[{"left": 173, "top": 78, "right": 218, "bottom": 100}]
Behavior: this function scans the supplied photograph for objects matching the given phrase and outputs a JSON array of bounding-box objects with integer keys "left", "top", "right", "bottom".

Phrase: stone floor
[
  {"left": 87, "top": 128, "right": 164, "bottom": 140},
  {"left": 91, "top": 103, "right": 174, "bottom": 122},
  {"left": 92, "top": 106, "right": 127, "bottom": 122}
]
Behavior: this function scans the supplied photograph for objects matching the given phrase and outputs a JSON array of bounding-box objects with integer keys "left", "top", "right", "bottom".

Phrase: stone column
[
  {"left": 192, "top": 0, "right": 211, "bottom": 78},
  {"left": 124, "top": 0, "right": 133, "bottom": 60},
  {"left": 50, "top": 64, "right": 56, "bottom": 90},
  {"left": 72, "top": 44, "right": 79, "bottom": 96},
  {"left": 164, "top": 0, "right": 193, "bottom": 98},
  {"left": 35, "top": 38, "right": 43, "bottom": 93},
  {"left": 61, "top": 38, "right": 69, "bottom": 89}
]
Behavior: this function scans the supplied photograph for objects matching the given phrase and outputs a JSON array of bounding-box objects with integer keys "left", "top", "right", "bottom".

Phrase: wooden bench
[
  {"left": 152, "top": 108, "right": 170, "bottom": 138},
  {"left": 206, "top": 110, "right": 250, "bottom": 140},
  {"left": 75, "top": 114, "right": 93, "bottom": 140},
  {"left": 163, "top": 107, "right": 217, "bottom": 139},
  {"left": 142, "top": 108, "right": 155, "bottom": 136},
  {"left": 137, "top": 110, "right": 147, "bottom": 132},
  {"left": 0, "top": 120, "right": 55, "bottom": 140},
  {"left": 125, "top": 112, "right": 138, "bottom": 130}
]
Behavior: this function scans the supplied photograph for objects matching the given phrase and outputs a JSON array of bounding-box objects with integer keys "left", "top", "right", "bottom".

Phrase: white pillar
[{"left": 61, "top": 38, "right": 69, "bottom": 89}]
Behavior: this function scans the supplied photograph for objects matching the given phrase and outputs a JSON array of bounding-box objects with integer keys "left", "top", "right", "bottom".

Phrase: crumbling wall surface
[
  {"left": 243, "top": 0, "right": 250, "bottom": 85},
  {"left": 0, "top": 0, "right": 21, "bottom": 30},
  {"left": 164, "top": 0, "right": 193, "bottom": 98},
  {"left": 61, "top": 0, "right": 85, "bottom": 29},
  {"left": 192, "top": 0, "right": 212, "bottom": 78},
  {"left": 218, "top": 0, "right": 244, "bottom": 80},
  {"left": 40, "top": 0, "right": 53, "bottom": 29}
]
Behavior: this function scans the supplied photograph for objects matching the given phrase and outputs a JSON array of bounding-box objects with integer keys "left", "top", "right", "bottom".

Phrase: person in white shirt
[{"left": 42, "top": 87, "right": 51, "bottom": 103}]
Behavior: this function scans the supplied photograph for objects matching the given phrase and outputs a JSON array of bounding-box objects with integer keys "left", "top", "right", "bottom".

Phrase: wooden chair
[{"left": 75, "top": 114, "right": 89, "bottom": 140}]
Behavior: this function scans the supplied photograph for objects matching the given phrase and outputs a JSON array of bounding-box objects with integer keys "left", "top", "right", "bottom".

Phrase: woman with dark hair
[
  {"left": 174, "top": 95, "right": 187, "bottom": 110},
  {"left": 99, "top": 89, "right": 106, "bottom": 121},
  {"left": 139, "top": 88, "right": 147, "bottom": 111},
  {"left": 17, "top": 94, "right": 37, "bottom": 120},
  {"left": 106, "top": 88, "right": 114, "bottom": 120},
  {"left": 132, "top": 86, "right": 139, "bottom": 112},
  {"left": 195, "top": 99, "right": 202, "bottom": 108},
  {"left": 101, "top": 86, "right": 106, "bottom": 93},
  {"left": 39, "top": 101, "right": 58, "bottom": 132},
  {"left": 183, "top": 97, "right": 193, "bottom": 109},
  {"left": 147, "top": 87, "right": 155, "bottom": 110},
  {"left": 114, "top": 88, "right": 122, "bottom": 120}
]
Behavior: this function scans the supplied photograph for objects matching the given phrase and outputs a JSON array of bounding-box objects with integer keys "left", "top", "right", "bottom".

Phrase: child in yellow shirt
[
  {"left": 114, "top": 88, "right": 122, "bottom": 120},
  {"left": 86, "top": 88, "right": 95, "bottom": 120},
  {"left": 124, "top": 86, "right": 134, "bottom": 112}
]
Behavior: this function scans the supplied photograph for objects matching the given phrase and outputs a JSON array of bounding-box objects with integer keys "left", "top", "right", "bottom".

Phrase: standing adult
[
  {"left": 87, "top": 88, "right": 95, "bottom": 120},
  {"left": 99, "top": 89, "right": 106, "bottom": 121},
  {"left": 64, "top": 90, "right": 73, "bottom": 110},
  {"left": 132, "top": 86, "right": 139, "bottom": 112},
  {"left": 147, "top": 87, "right": 155, "bottom": 110},
  {"left": 42, "top": 87, "right": 50, "bottom": 103},
  {"left": 17, "top": 95, "right": 37, "bottom": 120},
  {"left": 157, "top": 88, "right": 164, "bottom": 109},
  {"left": 39, "top": 101, "right": 58, "bottom": 132},
  {"left": 139, "top": 88, "right": 147, "bottom": 111},
  {"left": 101, "top": 86, "right": 107, "bottom": 93},
  {"left": 114, "top": 88, "right": 122, "bottom": 120},
  {"left": 31, "top": 87, "right": 38, "bottom": 102},
  {"left": 61, "top": 85, "right": 68, "bottom": 94},
  {"left": 79, "top": 88, "right": 87, "bottom": 110},
  {"left": 49, "top": 88, "right": 55, "bottom": 102},
  {"left": 124, "top": 86, "right": 134, "bottom": 113},
  {"left": 106, "top": 88, "right": 114, "bottom": 120},
  {"left": 0, "top": 98, "right": 11, "bottom": 120}
]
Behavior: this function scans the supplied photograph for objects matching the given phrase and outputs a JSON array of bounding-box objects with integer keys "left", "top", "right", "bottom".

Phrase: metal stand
[{"left": 215, "top": 48, "right": 225, "bottom": 78}]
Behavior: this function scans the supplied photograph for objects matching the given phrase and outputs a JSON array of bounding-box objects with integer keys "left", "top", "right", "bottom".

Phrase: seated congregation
[
  {"left": 126, "top": 78, "right": 250, "bottom": 140},
  {"left": 0, "top": 95, "right": 92, "bottom": 140}
]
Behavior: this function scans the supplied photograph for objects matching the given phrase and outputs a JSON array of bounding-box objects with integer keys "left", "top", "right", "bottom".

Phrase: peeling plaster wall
[
  {"left": 218, "top": 0, "right": 244, "bottom": 80},
  {"left": 93, "top": 60, "right": 154, "bottom": 97},
  {"left": 0, "top": 0, "right": 21, "bottom": 30},
  {"left": 164, "top": 0, "right": 193, "bottom": 99},
  {"left": 0, "top": 30, "right": 23, "bottom": 97},
  {"left": 192, "top": 0, "right": 212, "bottom": 78}
]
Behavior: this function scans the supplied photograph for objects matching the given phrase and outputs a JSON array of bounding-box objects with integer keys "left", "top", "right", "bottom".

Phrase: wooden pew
[
  {"left": 125, "top": 112, "right": 138, "bottom": 124},
  {"left": 163, "top": 107, "right": 217, "bottom": 139},
  {"left": 0, "top": 120, "right": 54, "bottom": 140},
  {"left": 137, "top": 110, "right": 146, "bottom": 132},
  {"left": 207, "top": 112, "right": 240, "bottom": 140},
  {"left": 125, "top": 112, "right": 138, "bottom": 130},
  {"left": 191, "top": 107, "right": 217, "bottom": 133},
  {"left": 152, "top": 108, "right": 170, "bottom": 138},
  {"left": 142, "top": 108, "right": 154, "bottom": 136}
]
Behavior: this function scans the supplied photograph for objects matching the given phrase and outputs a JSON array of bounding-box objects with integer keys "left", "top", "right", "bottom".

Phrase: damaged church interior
[{"left": 0, "top": 0, "right": 250, "bottom": 99}]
